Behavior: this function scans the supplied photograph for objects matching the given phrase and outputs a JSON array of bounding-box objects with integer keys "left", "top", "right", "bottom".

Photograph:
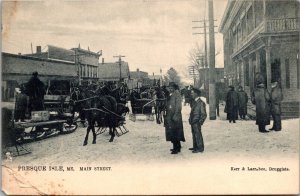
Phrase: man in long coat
[
  {"left": 237, "top": 86, "right": 248, "bottom": 119},
  {"left": 270, "top": 81, "right": 283, "bottom": 131},
  {"left": 189, "top": 88, "right": 207, "bottom": 153},
  {"left": 251, "top": 83, "right": 271, "bottom": 133},
  {"left": 225, "top": 86, "right": 238, "bottom": 123},
  {"left": 164, "top": 82, "right": 185, "bottom": 154}
]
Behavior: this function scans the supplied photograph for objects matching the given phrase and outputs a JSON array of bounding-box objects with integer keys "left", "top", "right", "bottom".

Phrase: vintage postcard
[{"left": 1, "top": 0, "right": 299, "bottom": 195}]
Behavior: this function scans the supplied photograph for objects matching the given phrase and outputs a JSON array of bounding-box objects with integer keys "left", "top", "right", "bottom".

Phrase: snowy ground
[{"left": 2, "top": 101, "right": 299, "bottom": 195}]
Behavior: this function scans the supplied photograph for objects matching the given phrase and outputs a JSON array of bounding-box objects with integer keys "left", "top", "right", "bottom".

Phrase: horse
[
  {"left": 153, "top": 86, "right": 168, "bottom": 124},
  {"left": 82, "top": 84, "right": 129, "bottom": 145}
]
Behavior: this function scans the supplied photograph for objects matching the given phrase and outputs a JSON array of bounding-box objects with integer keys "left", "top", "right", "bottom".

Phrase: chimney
[
  {"left": 102, "top": 58, "right": 104, "bottom": 64},
  {"left": 36, "top": 46, "right": 41, "bottom": 54}
]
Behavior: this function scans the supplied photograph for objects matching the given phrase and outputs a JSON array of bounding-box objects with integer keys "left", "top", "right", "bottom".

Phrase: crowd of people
[
  {"left": 164, "top": 73, "right": 283, "bottom": 155},
  {"left": 13, "top": 71, "right": 284, "bottom": 154}
]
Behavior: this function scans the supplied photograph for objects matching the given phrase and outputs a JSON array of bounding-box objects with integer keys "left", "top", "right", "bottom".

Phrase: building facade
[
  {"left": 128, "top": 69, "right": 150, "bottom": 89},
  {"left": 97, "top": 61, "right": 130, "bottom": 82},
  {"left": 71, "top": 47, "right": 101, "bottom": 83},
  {"left": 2, "top": 52, "right": 77, "bottom": 100},
  {"left": 220, "top": 0, "right": 299, "bottom": 117},
  {"left": 1, "top": 45, "right": 131, "bottom": 100}
]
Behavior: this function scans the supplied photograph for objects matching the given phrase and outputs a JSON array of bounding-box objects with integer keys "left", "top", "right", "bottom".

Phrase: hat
[
  {"left": 191, "top": 88, "right": 201, "bottom": 96},
  {"left": 32, "top": 71, "right": 38, "bottom": 76},
  {"left": 229, "top": 85, "right": 234, "bottom": 90}
]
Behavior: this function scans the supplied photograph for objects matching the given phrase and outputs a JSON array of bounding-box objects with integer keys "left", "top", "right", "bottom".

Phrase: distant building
[
  {"left": 25, "top": 45, "right": 102, "bottom": 83},
  {"left": 219, "top": 0, "right": 299, "bottom": 118},
  {"left": 128, "top": 69, "right": 152, "bottom": 89},
  {"left": 97, "top": 59, "right": 130, "bottom": 81},
  {"left": 1, "top": 45, "right": 132, "bottom": 101},
  {"left": 71, "top": 46, "right": 101, "bottom": 83},
  {"left": 197, "top": 68, "right": 224, "bottom": 89}
]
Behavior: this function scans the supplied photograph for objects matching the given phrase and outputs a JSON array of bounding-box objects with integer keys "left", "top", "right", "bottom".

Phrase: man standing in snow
[
  {"left": 25, "top": 72, "right": 45, "bottom": 114},
  {"left": 270, "top": 81, "right": 283, "bottom": 131},
  {"left": 188, "top": 88, "right": 207, "bottom": 153},
  {"left": 164, "top": 82, "right": 185, "bottom": 154},
  {"left": 251, "top": 82, "right": 271, "bottom": 133},
  {"left": 225, "top": 85, "right": 238, "bottom": 123},
  {"left": 237, "top": 86, "right": 248, "bottom": 120}
]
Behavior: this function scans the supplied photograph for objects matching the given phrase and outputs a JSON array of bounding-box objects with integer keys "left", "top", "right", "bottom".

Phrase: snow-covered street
[{"left": 2, "top": 102, "right": 299, "bottom": 195}]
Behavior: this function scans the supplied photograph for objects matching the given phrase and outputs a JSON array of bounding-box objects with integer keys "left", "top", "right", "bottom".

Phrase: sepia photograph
[{"left": 1, "top": 0, "right": 299, "bottom": 195}]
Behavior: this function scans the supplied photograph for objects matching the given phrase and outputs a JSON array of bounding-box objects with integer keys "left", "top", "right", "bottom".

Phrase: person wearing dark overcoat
[
  {"left": 225, "top": 86, "right": 238, "bottom": 123},
  {"left": 189, "top": 88, "right": 207, "bottom": 153},
  {"left": 164, "top": 82, "right": 185, "bottom": 154},
  {"left": 269, "top": 81, "right": 283, "bottom": 131},
  {"left": 14, "top": 85, "right": 28, "bottom": 122},
  {"left": 237, "top": 86, "right": 248, "bottom": 120},
  {"left": 251, "top": 83, "right": 271, "bottom": 133},
  {"left": 25, "top": 72, "right": 46, "bottom": 113}
]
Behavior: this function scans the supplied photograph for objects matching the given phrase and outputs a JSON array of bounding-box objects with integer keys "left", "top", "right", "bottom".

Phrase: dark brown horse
[
  {"left": 77, "top": 83, "right": 129, "bottom": 145},
  {"left": 153, "top": 86, "right": 167, "bottom": 124}
]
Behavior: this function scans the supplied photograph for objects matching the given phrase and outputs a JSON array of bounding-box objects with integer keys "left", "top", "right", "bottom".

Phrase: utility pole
[
  {"left": 192, "top": 19, "right": 217, "bottom": 99},
  {"left": 75, "top": 49, "right": 81, "bottom": 85},
  {"left": 208, "top": 0, "right": 216, "bottom": 120},
  {"left": 188, "top": 66, "right": 198, "bottom": 86},
  {"left": 113, "top": 55, "right": 125, "bottom": 82}
]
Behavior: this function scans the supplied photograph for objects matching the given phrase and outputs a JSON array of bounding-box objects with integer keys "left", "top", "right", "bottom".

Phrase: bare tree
[
  {"left": 165, "top": 67, "right": 181, "bottom": 85},
  {"left": 188, "top": 43, "right": 203, "bottom": 70}
]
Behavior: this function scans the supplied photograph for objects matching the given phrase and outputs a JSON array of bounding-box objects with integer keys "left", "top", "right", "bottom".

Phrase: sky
[{"left": 2, "top": 0, "right": 228, "bottom": 82}]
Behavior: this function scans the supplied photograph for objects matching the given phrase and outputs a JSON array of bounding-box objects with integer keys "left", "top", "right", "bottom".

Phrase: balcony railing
[{"left": 266, "top": 18, "right": 300, "bottom": 33}]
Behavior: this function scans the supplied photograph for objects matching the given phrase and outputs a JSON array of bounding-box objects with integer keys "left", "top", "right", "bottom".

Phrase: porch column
[
  {"left": 279, "top": 49, "right": 286, "bottom": 88},
  {"left": 241, "top": 58, "right": 246, "bottom": 89},
  {"left": 265, "top": 38, "right": 272, "bottom": 92},
  {"left": 237, "top": 61, "right": 240, "bottom": 84},
  {"left": 249, "top": 55, "right": 254, "bottom": 91},
  {"left": 255, "top": 50, "right": 261, "bottom": 73},
  {"left": 234, "top": 60, "right": 238, "bottom": 86}
]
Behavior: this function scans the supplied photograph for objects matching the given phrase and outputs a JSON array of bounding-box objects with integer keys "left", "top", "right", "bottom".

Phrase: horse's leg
[
  {"left": 156, "top": 107, "right": 161, "bottom": 124},
  {"left": 160, "top": 109, "right": 163, "bottom": 123},
  {"left": 83, "top": 124, "right": 91, "bottom": 146},
  {"left": 92, "top": 124, "right": 96, "bottom": 144},
  {"left": 109, "top": 127, "right": 115, "bottom": 142}
]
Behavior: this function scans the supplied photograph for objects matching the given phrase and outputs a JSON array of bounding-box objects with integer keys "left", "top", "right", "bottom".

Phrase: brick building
[{"left": 219, "top": 0, "right": 299, "bottom": 118}]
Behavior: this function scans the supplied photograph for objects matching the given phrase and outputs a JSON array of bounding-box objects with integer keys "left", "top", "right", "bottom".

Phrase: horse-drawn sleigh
[
  {"left": 69, "top": 81, "right": 130, "bottom": 145},
  {"left": 129, "top": 85, "right": 167, "bottom": 124},
  {"left": 2, "top": 80, "right": 79, "bottom": 156}
]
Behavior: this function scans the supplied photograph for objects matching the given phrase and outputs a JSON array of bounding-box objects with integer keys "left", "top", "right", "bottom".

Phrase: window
[{"left": 285, "top": 58, "right": 290, "bottom": 88}]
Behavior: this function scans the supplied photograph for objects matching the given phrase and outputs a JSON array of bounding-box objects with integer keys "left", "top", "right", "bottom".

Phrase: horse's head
[{"left": 117, "top": 103, "right": 129, "bottom": 116}]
